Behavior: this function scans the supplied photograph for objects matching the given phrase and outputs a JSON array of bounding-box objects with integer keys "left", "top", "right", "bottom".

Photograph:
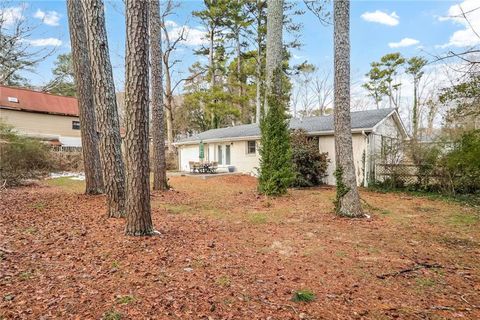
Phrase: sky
[{"left": 2, "top": 0, "right": 478, "bottom": 106}]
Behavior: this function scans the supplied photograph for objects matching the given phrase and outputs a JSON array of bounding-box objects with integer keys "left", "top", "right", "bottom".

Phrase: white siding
[
  {"left": 178, "top": 140, "right": 260, "bottom": 174},
  {"left": 318, "top": 134, "right": 367, "bottom": 185},
  {"left": 179, "top": 144, "right": 199, "bottom": 171}
]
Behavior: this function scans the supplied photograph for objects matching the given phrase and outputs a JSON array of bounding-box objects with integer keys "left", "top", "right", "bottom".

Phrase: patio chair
[
  {"left": 210, "top": 161, "right": 218, "bottom": 173},
  {"left": 194, "top": 162, "right": 203, "bottom": 173}
]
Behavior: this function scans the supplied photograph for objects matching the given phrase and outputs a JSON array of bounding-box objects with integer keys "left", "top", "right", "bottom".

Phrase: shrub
[
  {"left": 0, "top": 122, "right": 53, "bottom": 186},
  {"left": 290, "top": 129, "right": 329, "bottom": 187},
  {"left": 258, "top": 94, "right": 293, "bottom": 195},
  {"left": 439, "top": 129, "right": 480, "bottom": 194},
  {"left": 409, "top": 142, "right": 441, "bottom": 190},
  {"left": 291, "top": 289, "right": 316, "bottom": 302}
]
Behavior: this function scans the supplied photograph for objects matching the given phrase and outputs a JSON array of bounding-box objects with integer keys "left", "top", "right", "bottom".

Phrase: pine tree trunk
[
  {"left": 66, "top": 0, "right": 104, "bottom": 195},
  {"left": 255, "top": 48, "right": 262, "bottom": 123},
  {"left": 82, "top": 0, "right": 126, "bottom": 217},
  {"left": 164, "top": 63, "right": 175, "bottom": 152},
  {"left": 265, "top": 0, "right": 283, "bottom": 112},
  {"left": 412, "top": 79, "right": 418, "bottom": 139},
  {"left": 255, "top": 4, "right": 263, "bottom": 124},
  {"left": 149, "top": 0, "right": 168, "bottom": 191},
  {"left": 124, "top": 0, "right": 154, "bottom": 236},
  {"left": 209, "top": 29, "right": 215, "bottom": 88},
  {"left": 333, "top": 0, "right": 363, "bottom": 218}
]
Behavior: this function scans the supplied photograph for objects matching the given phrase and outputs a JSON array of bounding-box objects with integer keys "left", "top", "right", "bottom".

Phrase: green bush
[
  {"left": 290, "top": 129, "right": 329, "bottom": 187},
  {"left": 439, "top": 129, "right": 480, "bottom": 194},
  {"left": 0, "top": 122, "right": 53, "bottom": 186},
  {"left": 409, "top": 142, "right": 441, "bottom": 190},
  {"left": 258, "top": 94, "right": 293, "bottom": 196}
]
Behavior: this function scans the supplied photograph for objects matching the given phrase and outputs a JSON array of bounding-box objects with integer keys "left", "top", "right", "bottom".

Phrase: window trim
[
  {"left": 246, "top": 140, "right": 256, "bottom": 155},
  {"left": 72, "top": 120, "right": 80, "bottom": 130}
]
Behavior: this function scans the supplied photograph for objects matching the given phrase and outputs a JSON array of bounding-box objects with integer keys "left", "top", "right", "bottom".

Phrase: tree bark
[
  {"left": 265, "top": 0, "right": 283, "bottom": 112},
  {"left": 412, "top": 79, "right": 418, "bottom": 139},
  {"left": 82, "top": 0, "right": 126, "bottom": 217},
  {"left": 149, "top": 0, "right": 168, "bottom": 190},
  {"left": 333, "top": 0, "right": 363, "bottom": 218},
  {"left": 209, "top": 28, "right": 215, "bottom": 88},
  {"left": 66, "top": 0, "right": 104, "bottom": 195},
  {"left": 124, "top": 0, "right": 154, "bottom": 236},
  {"left": 255, "top": 2, "right": 263, "bottom": 123},
  {"left": 163, "top": 60, "right": 175, "bottom": 152}
]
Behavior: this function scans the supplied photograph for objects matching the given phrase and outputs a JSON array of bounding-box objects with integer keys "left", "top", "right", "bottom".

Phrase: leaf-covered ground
[{"left": 1, "top": 175, "right": 479, "bottom": 319}]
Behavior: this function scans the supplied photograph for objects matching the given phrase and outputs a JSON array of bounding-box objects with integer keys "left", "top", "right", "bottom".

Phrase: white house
[{"left": 174, "top": 108, "right": 408, "bottom": 186}]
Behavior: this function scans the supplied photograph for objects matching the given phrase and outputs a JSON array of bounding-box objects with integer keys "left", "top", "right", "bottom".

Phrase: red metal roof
[{"left": 0, "top": 85, "right": 79, "bottom": 117}]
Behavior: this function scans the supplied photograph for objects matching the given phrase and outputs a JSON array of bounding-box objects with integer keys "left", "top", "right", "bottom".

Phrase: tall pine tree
[{"left": 258, "top": 0, "right": 293, "bottom": 196}]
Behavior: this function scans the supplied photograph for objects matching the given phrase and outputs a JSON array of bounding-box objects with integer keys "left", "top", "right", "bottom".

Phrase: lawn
[{"left": 1, "top": 175, "right": 479, "bottom": 319}]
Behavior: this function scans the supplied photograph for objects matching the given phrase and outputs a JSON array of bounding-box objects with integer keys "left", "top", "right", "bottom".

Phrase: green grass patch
[
  {"left": 368, "top": 186, "right": 480, "bottom": 207},
  {"left": 215, "top": 275, "right": 231, "bottom": 287},
  {"left": 248, "top": 212, "right": 268, "bottom": 224},
  {"left": 102, "top": 310, "right": 122, "bottom": 320},
  {"left": 19, "top": 270, "right": 33, "bottom": 281},
  {"left": 24, "top": 227, "right": 37, "bottom": 235},
  {"left": 415, "top": 277, "right": 436, "bottom": 289},
  {"left": 335, "top": 250, "right": 347, "bottom": 258},
  {"left": 291, "top": 290, "right": 316, "bottom": 302},
  {"left": 162, "top": 204, "right": 190, "bottom": 215},
  {"left": 43, "top": 177, "right": 85, "bottom": 193},
  {"left": 31, "top": 201, "right": 46, "bottom": 211},
  {"left": 448, "top": 212, "right": 479, "bottom": 227},
  {"left": 116, "top": 295, "right": 135, "bottom": 305}
]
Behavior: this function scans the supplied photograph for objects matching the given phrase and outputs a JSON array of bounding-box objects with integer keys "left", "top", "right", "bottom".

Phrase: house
[
  {"left": 174, "top": 108, "right": 408, "bottom": 186},
  {"left": 0, "top": 85, "right": 81, "bottom": 147}
]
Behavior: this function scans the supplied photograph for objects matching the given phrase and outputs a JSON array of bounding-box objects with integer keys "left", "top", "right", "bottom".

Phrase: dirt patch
[{"left": 1, "top": 175, "right": 479, "bottom": 319}]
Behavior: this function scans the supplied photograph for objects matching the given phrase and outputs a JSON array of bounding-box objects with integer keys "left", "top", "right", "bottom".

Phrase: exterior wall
[
  {"left": 178, "top": 139, "right": 260, "bottom": 174},
  {"left": 318, "top": 133, "right": 367, "bottom": 185},
  {"left": 366, "top": 114, "right": 406, "bottom": 185},
  {"left": 0, "top": 109, "right": 82, "bottom": 146}
]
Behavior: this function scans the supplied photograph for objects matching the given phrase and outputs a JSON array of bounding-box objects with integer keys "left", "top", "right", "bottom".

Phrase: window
[
  {"left": 225, "top": 145, "right": 231, "bottom": 165},
  {"left": 217, "top": 145, "right": 223, "bottom": 164},
  {"left": 72, "top": 121, "right": 80, "bottom": 130},
  {"left": 247, "top": 140, "right": 256, "bottom": 154}
]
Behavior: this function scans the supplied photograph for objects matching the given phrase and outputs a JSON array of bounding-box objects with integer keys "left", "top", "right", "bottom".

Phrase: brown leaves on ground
[{"left": 1, "top": 175, "right": 479, "bottom": 319}]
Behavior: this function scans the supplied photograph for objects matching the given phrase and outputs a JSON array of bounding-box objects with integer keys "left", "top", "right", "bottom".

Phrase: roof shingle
[
  {"left": 0, "top": 86, "right": 79, "bottom": 117},
  {"left": 176, "top": 108, "right": 396, "bottom": 144}
]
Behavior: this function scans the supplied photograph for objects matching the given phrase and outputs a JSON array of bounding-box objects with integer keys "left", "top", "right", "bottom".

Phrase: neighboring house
[
  {"left": 174, "top": 108, "right": 408, "bottom": 186},
  {"left": 0, "top": 85, "right": 81, "bottom": 147}
]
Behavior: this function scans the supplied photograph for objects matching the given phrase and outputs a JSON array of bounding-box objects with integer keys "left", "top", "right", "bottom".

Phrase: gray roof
[{"left": 176, "top": 108, "right": 396, "bottom": 145}]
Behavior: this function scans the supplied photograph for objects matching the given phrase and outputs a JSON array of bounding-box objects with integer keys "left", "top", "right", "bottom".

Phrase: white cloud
[
  {"left": 164, "top": 20, "right": 178, "bottom": 28},
  {"left": 388, "top": 37, "right": 420, "bottom": 48},
  {"left": 166, "top": 21, "right": 208, "bottom": 46},
  {"left": 438, "top": 0, "right": 480, "bottom": 47},
  {"left": 27, "top": 37, "right": 62, "bottom": 47},
  {"left": 0, "top": 6, "right": 24, "bottom": 27},
  {"left": 361, "top": 10, "right": 399, "bottom": 26},
  {"left": 34, "top": 9, "right": 61, "bottom": 26}
]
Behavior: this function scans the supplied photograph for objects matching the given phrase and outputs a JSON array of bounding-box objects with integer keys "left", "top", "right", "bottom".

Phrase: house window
[
  {"left": 217, "top": 145, "right": 223, "bottom": 164},
  {"left": 247, "top": 141, "right": 256, "bottom": 154},
  {"left": 72, "top": 120, "right": 80, "bottom": 130},
  {"left": 225, "top": 145, "right": 231, "bottom": 165}
]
